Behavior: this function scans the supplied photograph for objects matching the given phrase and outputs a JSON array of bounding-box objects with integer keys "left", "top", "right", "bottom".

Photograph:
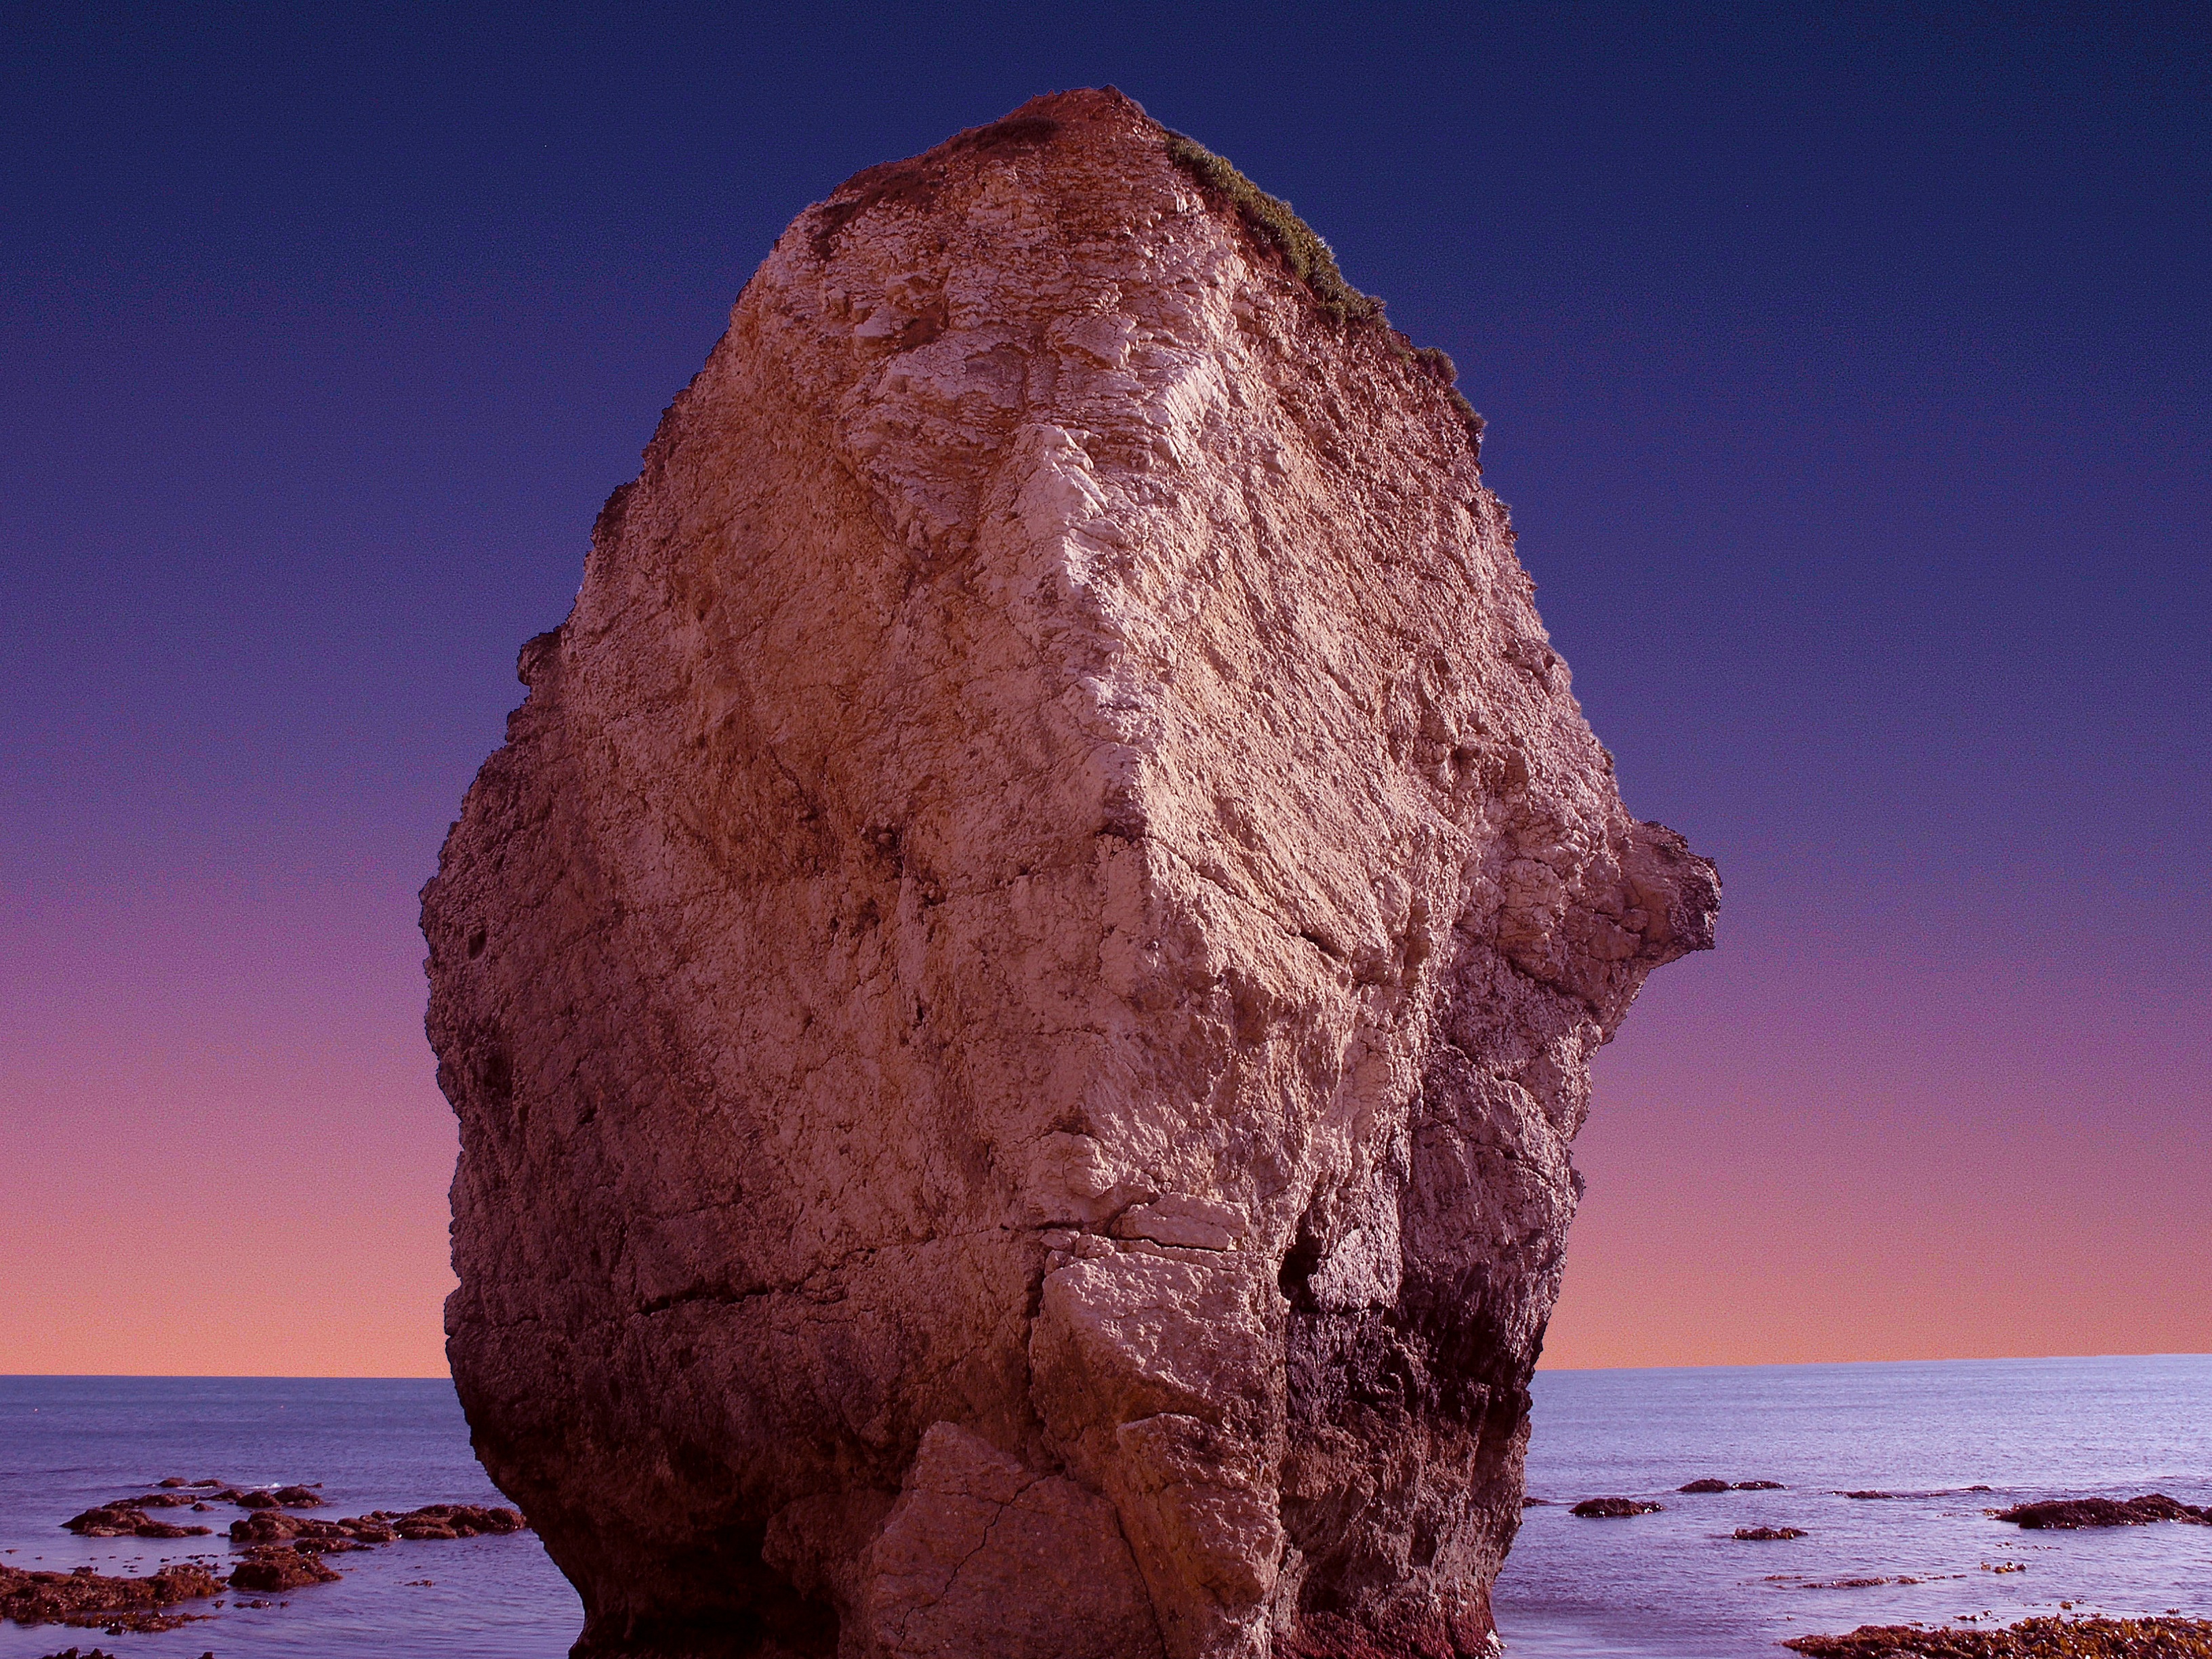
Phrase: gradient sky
[{"left": 3, "top": 3, "right": 2205, "bottom": 1376}]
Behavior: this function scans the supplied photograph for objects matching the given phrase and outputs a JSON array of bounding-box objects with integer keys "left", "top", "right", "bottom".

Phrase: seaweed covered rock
[
  {"left": 228, "top": 1549, "right": 340, "bottom": 1594},
  {"left": 1992, "top": 1494, "right": 2209, "bottom": 1529},
  {"left": 424, "top": 87, "right": 1717, "bottom": 1659},
  {"left": 0, "top": 1563, "right": 221, "bottom": 1633}
]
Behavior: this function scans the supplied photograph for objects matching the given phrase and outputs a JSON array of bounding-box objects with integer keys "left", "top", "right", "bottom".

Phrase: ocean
[
  {"left": 1498, "top": 1353, "right": 2211, "bottom": 1654},
  {"left": 2, "top": 1355, "right": 2205, "bottom": 1657}
]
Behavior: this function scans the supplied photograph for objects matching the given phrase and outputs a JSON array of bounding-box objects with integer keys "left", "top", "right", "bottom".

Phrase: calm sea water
[
  {"left": 1, "top": 1357, "right": 2205, "bottom": 1657},
  {"left": 0, "top": 1377, "right": 578, "bottom": 1658},
  {"left": 1498, "top": 1354, "right": 2212, "bottom": 1656}
]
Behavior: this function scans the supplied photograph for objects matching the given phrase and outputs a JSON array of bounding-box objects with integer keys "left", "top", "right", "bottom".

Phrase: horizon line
[{"left": 7, "top": 1350, "right": 2209, "bottom": 1385}]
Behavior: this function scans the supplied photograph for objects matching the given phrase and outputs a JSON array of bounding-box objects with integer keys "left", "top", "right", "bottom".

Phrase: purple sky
[{"left": 3, "top": 4, "right": 2205, "bottom": 1372}]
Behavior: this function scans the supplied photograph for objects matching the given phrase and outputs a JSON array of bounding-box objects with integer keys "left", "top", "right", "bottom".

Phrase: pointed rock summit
[{"left": 424, "top": 88, "right": 1717, "bottom": 1659}]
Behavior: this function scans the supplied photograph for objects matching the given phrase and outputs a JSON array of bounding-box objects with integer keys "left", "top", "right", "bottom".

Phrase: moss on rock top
[{"left": 1163, "top": 131, "right": 1382, "bottom": 323}]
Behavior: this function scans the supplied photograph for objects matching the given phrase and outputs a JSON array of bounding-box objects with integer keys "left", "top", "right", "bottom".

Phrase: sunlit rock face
[{"left": 422, "top": 87, "right": 1717, "bottom": 1659}]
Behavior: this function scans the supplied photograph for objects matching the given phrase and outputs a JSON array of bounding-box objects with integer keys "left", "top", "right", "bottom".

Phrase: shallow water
[
  {"left": 1496, "top": 1353, "right": 2212, "bottom": 1656},
  {"left": 1, "top": 1357, "right": 2205, "bottom": 1657},
  {"left": 0, "top": 1376, "right": 578, "bottom": 1658}
]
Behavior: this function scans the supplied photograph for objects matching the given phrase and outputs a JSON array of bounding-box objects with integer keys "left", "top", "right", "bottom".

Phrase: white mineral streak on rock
[{"left": 424, "top": 88, "right": 1717, "bottom": 1659}]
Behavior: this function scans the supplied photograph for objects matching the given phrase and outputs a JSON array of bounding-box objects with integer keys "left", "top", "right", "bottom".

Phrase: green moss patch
[
  {"left": 1162, "top": 132, "right": 1381, "bottom": 322},
  {"left": 1163, "top": 131, "right": 1483, "bottom": 448}
]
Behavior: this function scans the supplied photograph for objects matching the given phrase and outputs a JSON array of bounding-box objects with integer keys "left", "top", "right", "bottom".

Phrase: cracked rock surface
[{"left": 423, "top": 87, "right": 1718, "bottom": 1659}]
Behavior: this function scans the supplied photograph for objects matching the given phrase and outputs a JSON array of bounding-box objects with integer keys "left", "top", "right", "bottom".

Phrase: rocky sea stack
[{"left": 423, "top": 87, "right": 1717, "bottom": 1659}]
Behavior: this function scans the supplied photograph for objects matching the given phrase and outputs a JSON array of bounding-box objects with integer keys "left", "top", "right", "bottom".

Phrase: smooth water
[
  {"left": 0, "top": 1377, "right": 578, "bottom": 1658},
  {"left": 1, "top": 1357, "right": 2205, "bottom": 1657},
  {"left": 1498, "top": 1353, "right": 2212, "bottom": 1655}
]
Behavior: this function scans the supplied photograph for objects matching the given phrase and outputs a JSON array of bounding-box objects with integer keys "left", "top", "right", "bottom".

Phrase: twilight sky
[{"left": 3, "top": 3, "right": 2205, "bottom": 1376}]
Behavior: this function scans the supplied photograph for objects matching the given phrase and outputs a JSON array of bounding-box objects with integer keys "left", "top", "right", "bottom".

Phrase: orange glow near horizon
[
  {"left": 5, "top": 880, "right": 2205, "bottom": 1378},
  {"left": 2, "top": 880, "right": 457, "bottom": 1378},
  {"left": 1539, "top": 943, "right": 2211, "bottom": 1370}
]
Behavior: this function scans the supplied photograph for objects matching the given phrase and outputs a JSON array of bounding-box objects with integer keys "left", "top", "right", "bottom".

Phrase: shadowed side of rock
[{"left": 423, "top": 87, "right": 1716, "bottom": 1659}]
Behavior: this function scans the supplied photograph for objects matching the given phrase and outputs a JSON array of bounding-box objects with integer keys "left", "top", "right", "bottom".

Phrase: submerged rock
[
  {"left": 1679, "top": 1479, "right": 1732, "bottom": 1494},
  {"left": 1733, "top": 1526, "right": 1807, "bottom": 1540},
  {"left": 424, "top": 87, "right": 1717, "bottom": 1659},
  {"left": 1570, "top": 1499, "right": 1664, "bottom": 1519}
]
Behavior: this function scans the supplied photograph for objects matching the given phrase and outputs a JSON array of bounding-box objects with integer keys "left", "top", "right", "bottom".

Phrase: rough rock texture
[
  {"left": 1992, "top": 1494, "right": 2209, "bottom": 1529},
  {"left": 228, "top": 1547, "right": 342, "bottom": 1593},
  {"left": 0, "top": 1562, "right": 221, "bottom": 1633},
  {"left": 423, "top": 88, "right": 1717, "bottom": 1659}
]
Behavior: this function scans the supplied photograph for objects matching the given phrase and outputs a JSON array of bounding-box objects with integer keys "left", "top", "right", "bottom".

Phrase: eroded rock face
[{"left": 423, "top": 87, "right": 1717, "bottom": 1659}]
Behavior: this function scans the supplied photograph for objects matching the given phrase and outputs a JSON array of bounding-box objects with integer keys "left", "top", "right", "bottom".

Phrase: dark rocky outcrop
[
  {"left": 1678, "top": 1479, "right": 1732, "bottom": 1494},
  {"left": 59, "top": 1507, "right": 211, "bottom": 1540},
  {"left": 1991, "top": 1494, "right": 2209, "bottom": 1529},
  {"left": 226, "top": 1502, "right": 520, "bottom": 1549},
  {"left": 228, "top": 1549, "right": 340, "bottom": 1593},
  {"left": 0, "top": 1563, "right": 221, "bottom": 1633},
  {"left": 1569, "top": 1499, "right": 1663, "bottom": 1518},
  {"left": 1733, "top": 1526, "right": 1806, "bottom": 1540},
  {"left": 381, "top": 1503, "right": 525, "bottom": 1540}
]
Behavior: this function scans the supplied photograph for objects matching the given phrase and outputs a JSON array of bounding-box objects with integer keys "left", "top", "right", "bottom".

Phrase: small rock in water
[
  {"left": 1572, "top": 1498, "right": 1664, "bottom": 1517},
  {"left": 1679, "top": 1478, "right": 1733, "bottom": 1494},
  {"left": 1992, "top": 1493, "right": 2209, "bottom": 1529},
  {"left": 1735, "top": 1526, "right": 1808, "bottom": 1540},
  {"left": 1734, "top": 1480, "right": 1787, "bottom": 1490},
  {"left": 60, "top": 1508, "right": 149, "bottom": 1538},
  {"left": 228, "top": 1547, "right": 340, "bottom": 1593}
]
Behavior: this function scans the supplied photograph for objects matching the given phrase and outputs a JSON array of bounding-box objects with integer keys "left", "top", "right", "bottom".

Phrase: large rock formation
[{"left": 423, "top": 88, "right": 1717, "bottom": 1659}]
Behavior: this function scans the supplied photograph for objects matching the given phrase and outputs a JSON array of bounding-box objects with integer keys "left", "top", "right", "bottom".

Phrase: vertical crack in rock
[{"left": 423, "top": 87, "right": 1718, "bottom": 1659}]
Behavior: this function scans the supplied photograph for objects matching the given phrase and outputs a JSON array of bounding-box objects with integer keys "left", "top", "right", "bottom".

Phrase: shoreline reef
[
  {"left": 1786, "top": 1616, "right": 2212, "bottom": 1657},
  {"left": 3, "top": 1479, "right": 528, "bottom": 1637}
]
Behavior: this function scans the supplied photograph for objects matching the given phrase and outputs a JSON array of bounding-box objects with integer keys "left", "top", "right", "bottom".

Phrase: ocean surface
[{"left": 2, "top": 1355, "right": 2206, "bottom": 1658}]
